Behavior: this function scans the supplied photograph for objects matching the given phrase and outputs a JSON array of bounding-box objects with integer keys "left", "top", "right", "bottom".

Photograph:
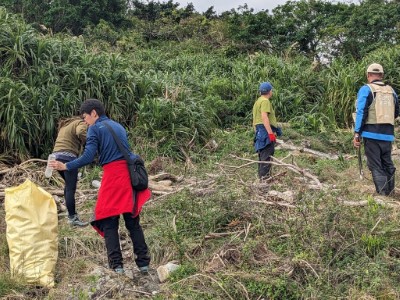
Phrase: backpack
[{"left": 127, "top": 156, "right": 148, "bottom": 191}]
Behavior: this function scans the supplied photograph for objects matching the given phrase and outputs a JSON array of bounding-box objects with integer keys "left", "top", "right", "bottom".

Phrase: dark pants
[
  {"left": 57, "top": 158, "right": 78, "bottom": 217},
  {"left": 96, "top": 214, "right": 150, "bottom": 269},
  {"left": 364, "top": 138, "right": 395, "bottom": 195},
  {"left": 258, "top": 142, "right": 275, "bottom": 179}
]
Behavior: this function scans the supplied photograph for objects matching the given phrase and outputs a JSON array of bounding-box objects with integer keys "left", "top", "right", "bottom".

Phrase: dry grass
[{"left": 1, "top": 128, "right": 400, "bottom": 299}]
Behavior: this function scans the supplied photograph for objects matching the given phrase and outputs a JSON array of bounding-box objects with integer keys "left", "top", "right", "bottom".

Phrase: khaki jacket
[{"left": 53, "top": 119, "right": 87, "bottom": 156}]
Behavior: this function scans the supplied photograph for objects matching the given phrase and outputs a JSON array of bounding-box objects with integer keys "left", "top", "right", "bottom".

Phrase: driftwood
[
  {"left": 0, "top": 188, "right": 98, "bottom": 200},
  {"left": 149, "top": 172, "right": 183, "bottom": 183},
  {"left": 0, "top": 159, "right": 47, "bottom": 175},
  {"left": 205, "top": 231, "right": 244, "bottom": 240},
  {"left": 223, "top": 155, "right": 322, "bottom": 188},
  {"left": 275, "top": 139, "right": 339, "bottom": 160},
  {"left": 338, "top": 197, "right": 400, "bottom": 208},
  {"left": 236, "top": 199, "right": 296, "bottom": 209}
]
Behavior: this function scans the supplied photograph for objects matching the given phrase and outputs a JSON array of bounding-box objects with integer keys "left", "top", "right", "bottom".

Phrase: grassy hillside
[
  {"left": 2, "top": 7, "right": 400, "bottom": 162},
  {"left": 1, "top": 126, "right": 400, "bottom": 299},
  {"left": 1, "top": 6, "right": 400, "bottom": 299}
]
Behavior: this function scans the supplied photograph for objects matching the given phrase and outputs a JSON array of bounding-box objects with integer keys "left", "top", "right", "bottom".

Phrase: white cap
[{"left": 366, "top": 63, "right": 384, "bottom": 74}]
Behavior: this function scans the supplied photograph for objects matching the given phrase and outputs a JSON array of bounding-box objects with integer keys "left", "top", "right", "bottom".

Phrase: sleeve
[
  {"left": 66, "top": 126, "right": 98, "bottom": 170},
  {"left": 260, "top": 99, "right": 271, "bottom": 114},
  {"left": 354, "top": 85, "right": 371, "bottom": 133},
  {"left": 393, "top": 90, "right": 399, "bottom": 119}
]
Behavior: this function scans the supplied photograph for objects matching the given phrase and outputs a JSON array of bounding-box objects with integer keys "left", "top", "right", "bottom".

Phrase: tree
[
  {"left": 223, "top": 4, "right": 274, "bottom": 52},
  {"left": 203, "top": 6, "right": 217, "bottom": 19},
  {"left": 271, "top": 0, "right": 348, "bottom": 60},
  {"left": 1, "top": 0, "right": 129, "bottom": 35},
  {"left": 340, "top": 0, "right": 400, "bottom": 59}
]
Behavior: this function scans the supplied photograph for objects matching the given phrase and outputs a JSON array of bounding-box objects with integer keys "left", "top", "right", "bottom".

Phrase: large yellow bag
[{"left": 5, "top": 179, "right": 58, "bottom": 287}]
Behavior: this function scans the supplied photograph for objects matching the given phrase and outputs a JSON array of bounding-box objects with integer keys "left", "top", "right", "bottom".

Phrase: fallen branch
[
  {"left": 125, "top": 289, "right": 152, "bottom": 297},
  {"left": 338, "top": 197, "right": 400, "bottom": 208},
  {"left": 0, "top": 159, "right": 48, "bottom": 175},
  {"left": 226, "top": 155, "right": 322, "bottom": 188},
  {"left": 205, "top": 231, "right": 244, "bottom": 240},
  {"left": 149, "top": 172, "right": 183, "bottom": 183},
  {"left": 236, "top": 199, "right": 296, "bottom": 209},
  {"left": 0, "top": 188, "right": 98, "bottom": 199},
  {"left": 276, "top": 139, "right": 339, "bottom": 160},
  {"left": 19, "top": 158, "right": 48, "bottom": 166}
]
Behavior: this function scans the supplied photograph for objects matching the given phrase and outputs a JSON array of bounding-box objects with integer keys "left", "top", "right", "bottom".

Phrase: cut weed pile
[{"left": 1, "top": 126, "right": 400, "bottom": 299}]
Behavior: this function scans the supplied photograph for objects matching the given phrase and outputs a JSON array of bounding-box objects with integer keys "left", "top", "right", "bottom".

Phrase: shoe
[
  {"left": 139, "top": 265, "right": 149, "bottom": 274},
  {"left": 68, "top": 214, "right": 89, "bottom": 227},
  {"left": 114, "top": 266, "right": 125, "bottom": 275}
]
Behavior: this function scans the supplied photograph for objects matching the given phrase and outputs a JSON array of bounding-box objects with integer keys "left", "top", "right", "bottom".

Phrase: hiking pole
[{"left": 357, "top": 144, "right": 364, "bottom": 180}]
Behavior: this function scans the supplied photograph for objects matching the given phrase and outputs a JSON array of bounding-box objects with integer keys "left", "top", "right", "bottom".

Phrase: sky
[
  {"left": 168, "top": 0, "right": 359, "bottom": 13},
  {"left": 171, "top": 0, "right": 293, "bottom": 13}
]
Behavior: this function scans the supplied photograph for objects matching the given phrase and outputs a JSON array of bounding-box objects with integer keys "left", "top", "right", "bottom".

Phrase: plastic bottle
[{"left": 45, "top": 154, "right": 57, "bottom": 178}]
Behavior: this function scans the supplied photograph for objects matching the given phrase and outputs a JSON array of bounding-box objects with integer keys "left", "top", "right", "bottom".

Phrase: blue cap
[{"left": 259, "top": 82, "right": 273, "bottom": 93}]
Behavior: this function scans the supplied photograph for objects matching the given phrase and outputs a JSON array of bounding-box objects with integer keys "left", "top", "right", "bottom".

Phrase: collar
[
  {"left": 370, "top": 80, "right": 384, "bottom": 86},
  {"left": 96, "top": 115, "right": 109, "bottom": 124}
]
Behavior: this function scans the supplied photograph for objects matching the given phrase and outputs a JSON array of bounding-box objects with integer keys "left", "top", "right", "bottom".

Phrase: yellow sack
[{"left": 5, "top": 179, "right": 58, "bottom": 287}]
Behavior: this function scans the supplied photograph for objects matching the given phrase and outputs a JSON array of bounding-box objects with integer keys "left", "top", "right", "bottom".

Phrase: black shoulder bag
[{"left": 103, "top": 122, "right": 149, "bottom": 191}]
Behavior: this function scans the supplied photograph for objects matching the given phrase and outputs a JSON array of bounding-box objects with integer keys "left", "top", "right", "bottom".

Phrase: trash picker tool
[{"left": 358, "top": 144, "right": 364, "bottom": 180}]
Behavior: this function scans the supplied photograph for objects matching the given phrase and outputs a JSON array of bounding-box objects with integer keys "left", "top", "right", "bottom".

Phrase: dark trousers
[
  {"left": 97, "top": 214, "right": 150, "bottom": 269},
  {"left": 57, "top": 158, "right": 78, "bottom": 217},
  {"left": 258, "top": 142, "right": 275, "bottom": 179},
  {"left": 364, "top": 138, "right": 395, "bottom": 195}
]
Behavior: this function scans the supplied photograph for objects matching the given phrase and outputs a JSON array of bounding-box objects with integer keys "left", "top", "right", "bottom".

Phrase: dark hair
[{"left": 80, "top": 99, "right": 105, "bottom": 116}]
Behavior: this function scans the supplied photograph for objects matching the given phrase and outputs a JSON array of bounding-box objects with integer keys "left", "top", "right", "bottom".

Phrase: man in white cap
[{"left": 353, "top": 63, "right": 399, "bottom": 195}]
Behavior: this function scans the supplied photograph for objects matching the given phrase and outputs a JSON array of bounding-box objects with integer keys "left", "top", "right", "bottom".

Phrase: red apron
[{"left": 91, "top": 160, "right": 151, "bottom": 236}]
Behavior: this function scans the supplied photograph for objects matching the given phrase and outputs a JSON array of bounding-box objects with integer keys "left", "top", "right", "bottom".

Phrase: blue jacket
[
  {"left": 66, "top": 116, "right": 136, "bottom": 170},
  {"left": 354, "top": 80, "right": 399, "bottom": 142},
  {"left": 254, "top": 124, "right": 272, "bottom": 152}
]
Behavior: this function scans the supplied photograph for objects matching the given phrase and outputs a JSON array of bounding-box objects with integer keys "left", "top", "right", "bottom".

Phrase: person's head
[
  {"left": 366, "top": 63, "right": 384, "bottom": 83},
  {"left": 259, "top": 82, "right": 273, "bottom": 97},
  {"left": 80, "top": 99, "right": 105, "bottom": 126}
]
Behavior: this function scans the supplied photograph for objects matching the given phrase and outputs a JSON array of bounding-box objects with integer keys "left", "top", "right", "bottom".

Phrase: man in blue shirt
[
  {"left": 51, "top": 99, "right": 151, "bottom": 275},
  {"left": 353, "top": 63, "right": 399, "bottom": 195}
]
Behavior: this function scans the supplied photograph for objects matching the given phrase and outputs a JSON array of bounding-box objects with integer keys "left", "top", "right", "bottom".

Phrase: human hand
[
  {"left": 49, "top": 160, "right": 67, "bottom": 171},
  {"left": 269, "top": 133, "right": 276, "bottom": 143},
  {"left": 353, "top": 133, "right": 361, "bottom": 148}
]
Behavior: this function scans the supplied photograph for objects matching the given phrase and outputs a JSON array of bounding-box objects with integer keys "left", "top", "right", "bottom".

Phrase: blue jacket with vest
[
  {"left": 66, "top": 115, "right": 137, "bottom": 170},
  {"left": 354, "top": 80, "right": 399, "bottom": 142}
]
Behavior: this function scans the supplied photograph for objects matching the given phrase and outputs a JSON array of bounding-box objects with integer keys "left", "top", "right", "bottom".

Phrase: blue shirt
[{"left": 66, "top": 116, "right": 134, "bottom": 170}]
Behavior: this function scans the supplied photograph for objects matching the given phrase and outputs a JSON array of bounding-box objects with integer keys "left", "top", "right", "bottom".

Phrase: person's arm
[
  {"left": 261, "top": 112, "right": 273, "bottom": 134},
  {"left": 354, "top": 85, "right": 370, "bottom": 147},
  {"left": 260, "top": 99, "right": 276, "bottom": 142},
  {"left": 393, "top": 90, "right": 399, "bottom": 119}
]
